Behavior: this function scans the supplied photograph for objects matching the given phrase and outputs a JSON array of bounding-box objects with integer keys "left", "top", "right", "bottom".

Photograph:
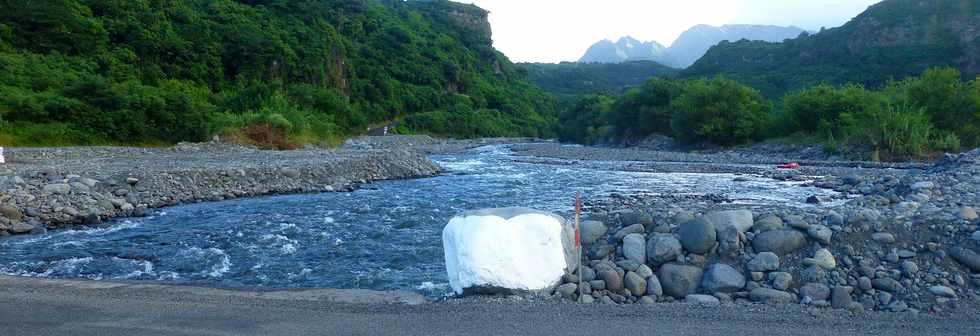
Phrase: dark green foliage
[
  {"left": 559, "top": 67, "right": 978, "bottom": 160},
  {"left": 517, "top": 61, "right": 678, "bottom": 99},
  {"left": 670, "top": 77, "right": 772, "bottom": 146},
  {"left": 0, "top": 0, "right": 554, "bottom": 146},
  {"left": 609, "top": 78, "right": 684, "bottom": 138},
  {"left": 556, "top": 95, "right": 614, "bottom": 144}
]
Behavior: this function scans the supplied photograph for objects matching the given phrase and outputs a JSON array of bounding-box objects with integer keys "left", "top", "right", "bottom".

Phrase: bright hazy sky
[{"left": 464, "top": 0, "right": 883, "bottom": 63}]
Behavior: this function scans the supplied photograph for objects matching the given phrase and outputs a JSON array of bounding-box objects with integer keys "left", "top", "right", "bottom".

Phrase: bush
[
  {"left": 782, "top": 84, "right": 886, "bottom": 136},
  {"left": 840, "top": 103, "right": 933, "bottom": 160},
  {"left": 670, "top": 77, "right": 772, "bottom": 146}
]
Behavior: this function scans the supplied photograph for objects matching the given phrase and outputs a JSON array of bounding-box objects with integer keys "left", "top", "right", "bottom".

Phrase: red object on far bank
[{"left": 777, "top": 162, "right": 800, "bottom": 169}]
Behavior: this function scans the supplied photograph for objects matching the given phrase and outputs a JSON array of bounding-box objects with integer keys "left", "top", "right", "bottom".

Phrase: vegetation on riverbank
[
  {"left": 558, "top": 67, "right": 980, "bottom": 160},
  {"left": 0, "top": 0, "right": 555, "bottom": 148}
]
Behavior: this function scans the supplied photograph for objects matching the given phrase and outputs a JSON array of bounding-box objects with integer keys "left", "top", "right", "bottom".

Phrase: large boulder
[
  {"left": 443, "top": 208, "right": 579, "bottom": 296},
  {"left": 705, "top": 210, "right": 754, "bottom": 234},
  {"left": 678, "top": 218, "right": 716, "bottom": 254},
  {"left": 580, "top": 220, "right": 607, "bottom": 245},
  {"left": 701, "top": 264, "right": 746, "bottom": 293},
  {"left": 646, "top": 234, "right": 682, "bottom": 266},
  {"left": 752, "top": 229, "right": 806, "bottom": 256},
  {"left": 658, "top": 263, "right": 703, "bottom": 298},
  {"left": 622, "top": 233, "right": 646, "bottom": 264}
]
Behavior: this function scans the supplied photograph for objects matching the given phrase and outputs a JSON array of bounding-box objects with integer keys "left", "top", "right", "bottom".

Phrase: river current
[{"left": 0, "top": 145, "right": 838, "bottom": 297}]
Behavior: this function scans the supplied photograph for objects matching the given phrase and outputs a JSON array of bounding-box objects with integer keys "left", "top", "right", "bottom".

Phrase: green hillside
[
  {"left": 517, "top": 61, "right": 678, "bottom": 100},
  {"left": 0, "top": 0, "right": 555, "bottom": 147},
  {"left": 682, "top": 0, "right": 980, "bottom": 98}
]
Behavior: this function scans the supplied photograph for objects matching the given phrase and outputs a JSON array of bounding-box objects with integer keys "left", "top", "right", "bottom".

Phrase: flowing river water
[{"left": 0, "top": 145, "right": 839, "bottom": 297}]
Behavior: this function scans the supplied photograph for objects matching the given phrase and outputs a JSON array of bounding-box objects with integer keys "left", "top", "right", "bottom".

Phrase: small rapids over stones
[{"left": 0, "top": 145, "right": 838, "bottom": 297}]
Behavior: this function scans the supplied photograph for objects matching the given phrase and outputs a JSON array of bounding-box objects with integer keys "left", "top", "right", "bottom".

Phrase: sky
[{"left": 463, "top": 0, "right": 883, "bottom": 63}]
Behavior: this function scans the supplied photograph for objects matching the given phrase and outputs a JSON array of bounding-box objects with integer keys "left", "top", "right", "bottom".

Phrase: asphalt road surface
[{"left": 1, "top": 276, "right": 977, "bottom": 336}]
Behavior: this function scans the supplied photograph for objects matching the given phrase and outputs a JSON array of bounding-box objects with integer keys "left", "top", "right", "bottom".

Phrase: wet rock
[
  {"left": 580, "top": 220, "right": 607, "bottom": 245},
  {"left": 701, "top": 264, "right": 746, "bottom": 293},
  {"left": 748, "top": 252, "right": 780, "bottom": 272},
  {"left": 9, "top": 221, "right": 35, "bottom": 234},
  {"left": 624, "top": 271, "right": 647, "bottom": 297},
  {"left": 749, "top": 288, "right": 795, "bottom": 304},
  {"left": 752, "top": 230, "right": 806, "bottom": 256},
  {"left": 678, "top": 217, "right": 716, "bottom": 254},
  {"left": 658, "top": 263, "right": 703, "bottom": 298},
  {"left": 622, "top": 233, "right": 646, "bottom": 263}
]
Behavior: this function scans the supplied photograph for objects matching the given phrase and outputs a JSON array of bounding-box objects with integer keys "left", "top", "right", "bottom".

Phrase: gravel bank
[
  {"left": 537, "top": 145, "right": 980, "bottom": 314},
  {"left": 0, "top": 142, "right": 440, "bottom": 234}
]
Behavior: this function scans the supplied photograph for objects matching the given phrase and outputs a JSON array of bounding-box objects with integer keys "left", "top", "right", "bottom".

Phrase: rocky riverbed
[
  {"left": 0, "top": 141, "right": 441, "bottom": 235},
  {"left": 2, "top": 137, "right": 979, "bottom": 316},
  {"left": 525, "top": 144, "right": 980, "bottom": 314}
]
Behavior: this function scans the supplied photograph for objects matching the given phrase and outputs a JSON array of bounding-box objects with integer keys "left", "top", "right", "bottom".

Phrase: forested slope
[{"left": 0, "top": 0, "right": 555, "bottom": 146}]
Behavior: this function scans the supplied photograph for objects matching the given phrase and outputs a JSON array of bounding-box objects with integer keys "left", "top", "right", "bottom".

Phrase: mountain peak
[{"left": 579, "top": 36, "right": 670, "bottom": 65}]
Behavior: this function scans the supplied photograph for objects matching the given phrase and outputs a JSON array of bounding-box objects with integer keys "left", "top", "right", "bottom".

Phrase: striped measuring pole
[{"left": 575, "top": 192, "right": 583, "bottom": 302}]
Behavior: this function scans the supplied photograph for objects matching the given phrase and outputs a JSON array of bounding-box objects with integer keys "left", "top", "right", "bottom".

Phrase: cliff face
[{"left": 682, "top": 0, "right": 980, "bottom": 97}]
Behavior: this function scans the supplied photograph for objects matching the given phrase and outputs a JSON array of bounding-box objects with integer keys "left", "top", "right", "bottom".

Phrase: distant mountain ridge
[
  {"left": 578, "top": 36, "right": 672, "bottom": 65},
  {"left": 681, "top": 0, "right": 980, "bottom": 97},
  {"left": 667, "top": 24, "right": 808, "bottom": 68},
  {"left": 577, "top": 24, "right": 807, "bottom": 68}
]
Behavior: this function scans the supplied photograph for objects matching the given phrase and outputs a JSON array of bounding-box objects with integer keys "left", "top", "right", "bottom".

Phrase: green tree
[{"left": 670, "top": 77, "right": 772, "bottom": 145}]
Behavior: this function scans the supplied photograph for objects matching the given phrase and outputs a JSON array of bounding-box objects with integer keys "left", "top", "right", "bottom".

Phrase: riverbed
[{"left": 0, "top": 145, "right": 839, "bottom": 297}]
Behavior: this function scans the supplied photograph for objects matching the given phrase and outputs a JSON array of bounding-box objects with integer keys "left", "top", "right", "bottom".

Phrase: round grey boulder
[
  {"left": 806, "top": 225, "right": 833, "bottom": 245},
  {"left": 658, "top": 263, "right": 704, "bottom": 298},
  {"left": 752, "top": 215, "right": 784, "bottom": 233},
  {"left": 752, "top": 229, "right": 806, "bottom": 256},
  {"left": 580, "top": 220, "right": 607, "bottom": 245},
  {"left": 678, "top": 218, "right": 716, "bottom": 254},
  {"left": 622, "top": 233, "right": 646, "bottom": 264},
  {"left": 701, "top": 264, "right": 746, "bottom": 293},
  {"left": 705, "top": 209, "right": 754, "bottom": 233},
  {"left": 646, "top": 234, "right": 682, "bottom": 266},
  {"left": 800, "top": 282, "right": 831, "bottom": 301},
  {"left": 748, "top": 252, "right": 780, "bottom": 272}
]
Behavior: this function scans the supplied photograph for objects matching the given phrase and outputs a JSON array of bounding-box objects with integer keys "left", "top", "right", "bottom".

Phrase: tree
[{"left": 670, "top": 77, "right": 772, "bottom": 145}]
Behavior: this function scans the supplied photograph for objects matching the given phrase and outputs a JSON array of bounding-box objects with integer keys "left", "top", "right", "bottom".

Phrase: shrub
[
  {"left": 840, "top": 103, "right": 933, "bottom": 160},
  {"left": 670, "top": 77, "right": 772, "bottom": 146}
]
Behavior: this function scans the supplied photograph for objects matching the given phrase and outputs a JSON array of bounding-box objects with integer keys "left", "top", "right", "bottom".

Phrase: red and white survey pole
[{"left": 574, "top": 192, "right": 583, "bottom": 302}]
